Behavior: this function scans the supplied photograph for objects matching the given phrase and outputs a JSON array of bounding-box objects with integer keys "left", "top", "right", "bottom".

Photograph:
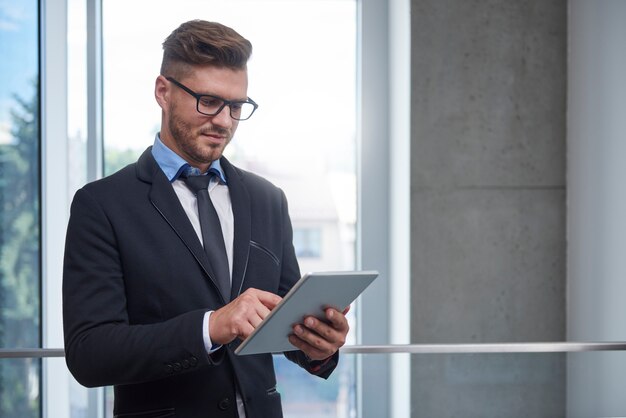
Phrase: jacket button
[
  {"left": 173, "top": 362, "right": 182, "bottom": 372},
  {"left": 165, "top": 364, "right": 173, "bottom": 374},
  {"left": 189, "top": 356, "right": 198, "bottom": 367},
  {"left": 218, "top": 397, "right": 231, "bottom": 411},
  {"left": 182, "top": 359, "right": 190, "bottom": 369}
]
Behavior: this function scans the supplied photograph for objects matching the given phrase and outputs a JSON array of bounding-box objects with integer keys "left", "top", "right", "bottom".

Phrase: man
[{"left": 63, "top": 19, "right": 348, "bottom": 418}]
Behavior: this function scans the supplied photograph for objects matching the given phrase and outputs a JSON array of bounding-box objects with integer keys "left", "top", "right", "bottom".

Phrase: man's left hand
[{"left": 288, "top": 306, "right": 350, "bottom": 361}]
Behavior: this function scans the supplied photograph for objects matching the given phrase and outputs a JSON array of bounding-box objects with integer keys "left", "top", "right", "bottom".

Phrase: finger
[
  {"left": 247, "top": 316, "right": 263, "bottom": 332},
  {"left": 324, "top": 309, "right": 349, "bottom": 332},
  {"left": 237, "top": 321, "right": 256, "bottom": 340},
  {"left": 234, "top": 309, "right": 266, "bottom": 339},
  {"left": 253, "top": 289, "right": 282, "bottom": 309},
  {"left": 293, "top": 322, "right": 337, "bottom": 354},
  {"left": 342, "top": 305, "right": 351, "bottom": 315},
  {"left": 288, "top": 333, "right": 332, "bottom": 360},
  {"left": 293, "top": 330, "right": 335, "bottom": 359},
  {"left": 303, "top": 316, "right": 346, "bottom": 347},
  {"left": 293, "top": 323, "right": 323, "bottom": 345},
  {"left": 254, "top": 302, "right": 273, "bottom": 321},
  {"left": 240, "top": 299, "right": 271, "bottom": 332}
]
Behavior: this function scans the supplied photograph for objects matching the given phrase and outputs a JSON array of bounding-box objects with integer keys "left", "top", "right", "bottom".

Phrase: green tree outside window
[{"left": 0, "top": 81, "right": 41, "bottom": 418}]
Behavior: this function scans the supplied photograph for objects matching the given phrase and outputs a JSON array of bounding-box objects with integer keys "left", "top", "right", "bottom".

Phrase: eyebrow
[{"left": 167, "top": 77, "right": 250, "bottom": 102}]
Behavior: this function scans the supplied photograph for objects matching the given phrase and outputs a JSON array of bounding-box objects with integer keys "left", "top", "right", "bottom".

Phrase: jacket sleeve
[{"left": 63, "top": 187, "right": 224, "bottom": 388}]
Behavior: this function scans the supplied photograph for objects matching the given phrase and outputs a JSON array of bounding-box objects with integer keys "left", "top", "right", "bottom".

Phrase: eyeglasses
[{"left": 165, "top": 76, "right": 258, "bottom": 121}]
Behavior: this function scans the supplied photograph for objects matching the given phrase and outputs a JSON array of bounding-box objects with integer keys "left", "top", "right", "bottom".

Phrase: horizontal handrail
[
  {"left": 2, "top": 342, "right": 626, "bottom": 359},
  {"left": 0, "top": 348, "right": 65, "bottom": 359},
  {"left": 340, "top": 342, "right": 626, "bottom": 354}
]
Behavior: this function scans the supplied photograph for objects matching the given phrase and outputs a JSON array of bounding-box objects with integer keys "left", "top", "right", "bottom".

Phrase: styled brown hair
[{"left": 160, "top": 20, "right": 252, "bottom": 77}]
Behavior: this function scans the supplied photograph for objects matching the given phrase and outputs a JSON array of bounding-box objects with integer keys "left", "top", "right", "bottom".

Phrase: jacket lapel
[
  {"left": 137, "top": 147, "right": 226, "bottom": 303},
  {"left": 221, "top": 158, "right": 251, "bottom": 300}
]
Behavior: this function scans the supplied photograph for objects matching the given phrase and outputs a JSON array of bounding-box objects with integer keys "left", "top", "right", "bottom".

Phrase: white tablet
[{"left": 234, "top": 270, "right": 378, "bottom": 356}]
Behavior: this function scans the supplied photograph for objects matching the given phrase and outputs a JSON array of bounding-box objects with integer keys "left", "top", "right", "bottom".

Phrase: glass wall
[
  {"left": 0, "top": 0, "right": 41, "bottom": 416},
  {"left": 67, "top": 0, "right": 87, "bottom": 193}
]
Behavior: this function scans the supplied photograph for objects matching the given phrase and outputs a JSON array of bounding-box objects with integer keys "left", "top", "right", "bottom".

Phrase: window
[{"left": 0, "top": 1, "right": 41, "bottom": 416}]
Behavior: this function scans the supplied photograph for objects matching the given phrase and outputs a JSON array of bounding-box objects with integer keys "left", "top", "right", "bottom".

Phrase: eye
[{"left": 198, "top": 96, "right": 223, "bottom": 109}]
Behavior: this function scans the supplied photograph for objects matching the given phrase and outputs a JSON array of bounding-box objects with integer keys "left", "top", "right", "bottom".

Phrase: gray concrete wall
[{"left": 410, "top": 1, "right": 567, "bottom": 416}]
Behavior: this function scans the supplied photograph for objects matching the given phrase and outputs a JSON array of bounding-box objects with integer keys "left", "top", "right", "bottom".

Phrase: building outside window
[{"left": 293, "top": 228, "right": 322, "bottom": 258}]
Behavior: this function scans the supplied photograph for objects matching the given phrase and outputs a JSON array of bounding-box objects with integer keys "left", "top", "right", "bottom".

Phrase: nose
[{"left": 211, "top": 105, "right": 234, "bottom": 128}]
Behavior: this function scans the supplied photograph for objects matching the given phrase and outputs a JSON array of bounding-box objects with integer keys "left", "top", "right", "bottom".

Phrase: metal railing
[
  {"left": 3, "top": 342, "right": 626, "bottom": 358},
  {"left": 340, "top": 341, "right": 626, "bottom": 354},
  {"left": 0, "top": 348, "right": 65, "bottom": 359}
]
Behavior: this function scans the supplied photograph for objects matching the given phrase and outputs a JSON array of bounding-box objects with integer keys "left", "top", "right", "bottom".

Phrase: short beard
[{"left": 168, "top": 105, "right": 231, "bottom": 166}]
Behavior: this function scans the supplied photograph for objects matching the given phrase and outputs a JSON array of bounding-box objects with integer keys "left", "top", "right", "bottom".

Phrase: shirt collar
[{"left": 151, "top": 134, "right": 227, "bottom": 184}]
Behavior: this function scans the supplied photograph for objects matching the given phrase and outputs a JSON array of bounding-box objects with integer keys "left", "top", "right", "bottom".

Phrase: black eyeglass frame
[{"left": 165, "top": 76, "right": 258, "bottom": 121}]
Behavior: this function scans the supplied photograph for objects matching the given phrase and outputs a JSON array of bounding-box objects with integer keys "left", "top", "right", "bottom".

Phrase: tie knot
[
  {"left": 179, "top": 166, "right": 223, "bottom": 194},
  {"left": 182, "top": 174, "right": 210, "bottom": 195}
]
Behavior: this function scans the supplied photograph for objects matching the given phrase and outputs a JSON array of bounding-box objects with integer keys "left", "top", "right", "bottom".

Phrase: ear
[{"left": 154, "top": 75, "right": 169, "bottom": 110}]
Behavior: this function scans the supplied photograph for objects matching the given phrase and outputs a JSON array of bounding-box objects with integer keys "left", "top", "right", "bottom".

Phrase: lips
[
  {"left": 199, "top": 126, "right": 229, "bottom": 141},
  {"left": 203, "top": 133, "right": 224, "bottom": 140},
  {"left": 199, "top": 132, "right": 227, "bottom": 145}
]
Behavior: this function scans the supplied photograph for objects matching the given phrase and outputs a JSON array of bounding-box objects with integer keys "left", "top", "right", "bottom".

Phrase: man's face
[{"left": 157, "top": 65, "right": 248, "bottom": 170}]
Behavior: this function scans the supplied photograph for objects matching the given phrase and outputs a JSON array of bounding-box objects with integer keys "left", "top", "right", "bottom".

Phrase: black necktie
[{"left": 181, "top": 171, "right": 231, "bottom": 301}]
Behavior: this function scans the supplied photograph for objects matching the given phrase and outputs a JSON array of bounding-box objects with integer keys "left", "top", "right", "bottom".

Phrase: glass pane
[
  {"left": 67, "top": 0, "right": 88, "bottom": 194},
  {"left": 0, "top": 358, "right": 41, "bottom": 417},
  {"left": 0, "top": 1, "right": 41, "bottom": 416},
  {"left": 102, "top": 1, "right": 356, "bottom": 417}
]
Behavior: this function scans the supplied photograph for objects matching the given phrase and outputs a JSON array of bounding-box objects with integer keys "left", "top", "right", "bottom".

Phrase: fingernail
[
  {"left": 294, "top": 326, "right": 303, "bottom": 335},
  {"left": 328, "top": 310, "right": 334, "bottom": 318},
  {"left": 305, "top": 318, "right": 314, "bottom": 327}
]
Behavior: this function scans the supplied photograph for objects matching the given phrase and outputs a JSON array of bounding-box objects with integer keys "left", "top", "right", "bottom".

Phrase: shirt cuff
[{"left": 202, "top": 311, "right": 222, "bottom": 354}]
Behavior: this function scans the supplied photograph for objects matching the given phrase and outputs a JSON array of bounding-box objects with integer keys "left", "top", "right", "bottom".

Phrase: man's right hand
[{"left": 208, "top": 288, "right": 282, "bottom": 345}]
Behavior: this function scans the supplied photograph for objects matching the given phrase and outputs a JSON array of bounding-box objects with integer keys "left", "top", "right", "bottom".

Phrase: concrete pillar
[
  {"left": 567, "top": 1, "right": 626, "bottom": 416},
  {"left": 410, "top": 1, "right": 567, "bottom": 416}
]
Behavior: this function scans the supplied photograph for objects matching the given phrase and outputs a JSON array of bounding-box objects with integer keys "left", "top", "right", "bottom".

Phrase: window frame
[
  {"left": 41, "top": 0, "right": 72, "bottom": 417},
  {"left": 357, "top": 0, "right": 410, "bottom": 416}
]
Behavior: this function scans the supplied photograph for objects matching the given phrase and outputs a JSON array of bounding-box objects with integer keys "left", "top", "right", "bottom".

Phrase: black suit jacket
[{"left": 63, "top": 148, "right": 338, "bottom": 418}]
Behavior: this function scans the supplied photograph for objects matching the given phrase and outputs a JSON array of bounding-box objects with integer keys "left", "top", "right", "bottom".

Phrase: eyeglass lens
[{"left": 198, "top": 96, "right": 255, "bottom": 120}]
